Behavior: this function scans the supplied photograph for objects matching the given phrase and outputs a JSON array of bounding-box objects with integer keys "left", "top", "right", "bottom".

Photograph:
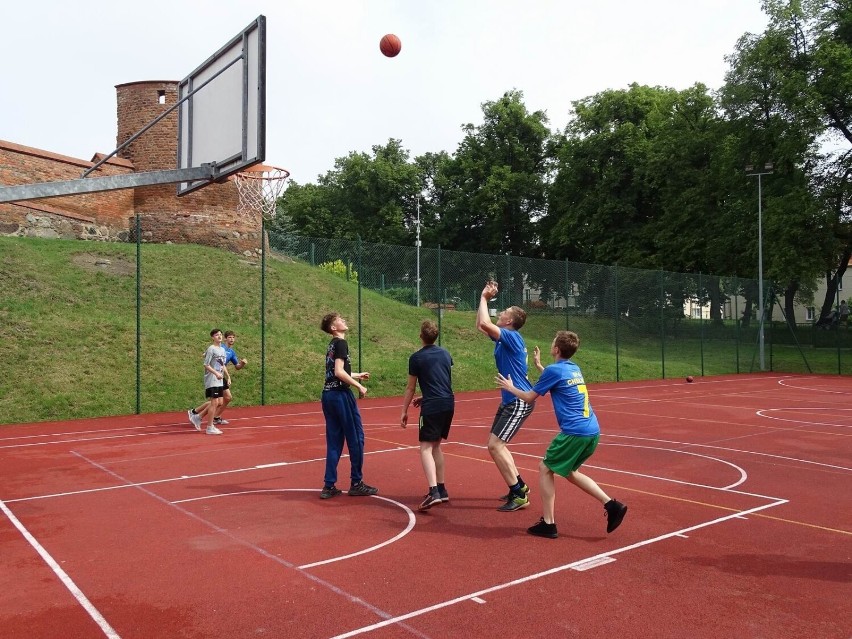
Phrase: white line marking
[
  {"left": 571, "top": 557, "right": 616, "bottom": 572},
  {"left": 470, "top": 597, "right": 486, "bottom": 604},
  {"left": 171, "top": 489, "right": 417, "bottom": 569},
  {"left": 328, "top": 500, "right": 788, "bottom": 639},
  {"left": 0, "top": 499, "right": 121, "bottom": 639}
]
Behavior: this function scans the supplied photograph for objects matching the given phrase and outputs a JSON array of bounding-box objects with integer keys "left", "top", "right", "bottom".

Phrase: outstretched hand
[
  {"left": 482, "top": 280, "right": 498, "bottom": 301},
  {"left": 495, "top": 372, "right": 514, "bottom": 391}
]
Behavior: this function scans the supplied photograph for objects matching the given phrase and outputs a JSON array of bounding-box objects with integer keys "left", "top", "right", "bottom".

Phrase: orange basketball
[{"left": 380, "top": 33, "right": 402, "bottom": 58}]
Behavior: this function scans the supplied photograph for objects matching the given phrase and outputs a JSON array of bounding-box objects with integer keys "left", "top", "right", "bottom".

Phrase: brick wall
[{"left": 0, "top": 80, "right": 262, "bottom": 252}]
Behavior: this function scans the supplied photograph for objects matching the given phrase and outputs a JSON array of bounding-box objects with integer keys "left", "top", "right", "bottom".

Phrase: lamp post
[
  {"left": 415, "top": 196, "right": 421, "bottom": 307},
  {"left": 745, "top": 162, "right": 773, "bottom": 370}
]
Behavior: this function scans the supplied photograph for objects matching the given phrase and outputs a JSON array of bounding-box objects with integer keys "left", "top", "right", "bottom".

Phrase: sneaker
[
  {"left": 499, "top": 483, "right": 530, "bottom": 502},
  {"left": 320, "top": 485, "right": 342, "bottom": 499},
  {"left": 205, "top": 425, "right": 223, "bottom": 435},
  {"left": 348, "top": 481, "right": 379, "bottom": 496},
  {"left": 213, "top": 417, "right": 229, "bottom": 425},
  {"left": 188, "top": 410, "right": 202, "bottom": 431},
  {"left": 604, "top": 499, "right": 628, "bottom": 533},
  {"left": 418, "top": 489, "right": 442, "bottom": 512},
  {"left": 527, "top": 517, "right": 558, "bottom": 539},
  {"left": 497, "top": 493, "right": 529, "bottom": 512},
  {"left": 438, "top": 486, "right": 449, "bottom": 503}
]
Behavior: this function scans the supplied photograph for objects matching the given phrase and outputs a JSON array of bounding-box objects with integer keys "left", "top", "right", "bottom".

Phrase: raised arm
[{"left": 475, "top": 280, "right": 501, "bottom": 340}]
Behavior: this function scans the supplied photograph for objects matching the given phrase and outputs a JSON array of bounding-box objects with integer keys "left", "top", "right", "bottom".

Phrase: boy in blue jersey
[
  {"left": 400, "top": 320, "right": 455, "bottom": 511},
  {"left": 213, "top": 330, "right": 247, "bottom": 426},
  {"left": 319, "top": 312, "right": 379, "bottom": 499},
  {"left": 496, "top": 330, "right": 627, "bottom": 538},
  {"left": 476, "top": 280, "right": 535, "bottom": 512}
]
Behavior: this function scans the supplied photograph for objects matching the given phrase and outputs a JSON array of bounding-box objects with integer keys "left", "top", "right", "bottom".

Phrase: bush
[
  {"left": 383, "top": 287, "right": 416, "bottom": 305},
  {"left": 319, "top": 259, "right": 358, "bottom": 283}
]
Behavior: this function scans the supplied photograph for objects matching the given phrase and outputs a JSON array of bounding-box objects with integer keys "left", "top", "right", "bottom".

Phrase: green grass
[{"left": 2, "top": 236, "right": 850, "bottom": 425}]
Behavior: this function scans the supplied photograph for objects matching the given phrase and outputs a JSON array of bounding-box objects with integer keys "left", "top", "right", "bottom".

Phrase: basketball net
[{"left": 233, "top": 164, "right": 290, "bottom": 222}]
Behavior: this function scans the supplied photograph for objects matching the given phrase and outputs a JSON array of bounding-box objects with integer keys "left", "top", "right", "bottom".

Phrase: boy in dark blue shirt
[{"left": 400, "top": 320, "right": 455, "bottom": 511}]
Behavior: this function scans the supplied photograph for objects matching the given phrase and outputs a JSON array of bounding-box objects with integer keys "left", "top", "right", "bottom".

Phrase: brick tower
[{"left": 115, "top": 81, "right": 261, "bottom": 254}]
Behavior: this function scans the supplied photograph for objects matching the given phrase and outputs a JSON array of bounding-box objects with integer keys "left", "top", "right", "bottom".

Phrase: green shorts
[{"left": 543, "top": 433, "right": 599, "bottom": 477}]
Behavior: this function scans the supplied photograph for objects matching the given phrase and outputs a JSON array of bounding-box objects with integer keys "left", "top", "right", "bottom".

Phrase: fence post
[
  {"left": 357, "top": 235, "right": 363, "bottom": 373},
  {"left": 437, "top": 244, "right": 443, "bottom": 346},
  {"left": 135, "top": 213, "right": 141, "bottom": 415},
  {"left": 699, "top": 272, "right": 705, "bottom": 377},
  {"left": 734, "top": 276, "right": 740, "bottom": 373},
  {"left": 660, "top": 268, "right": 666, "bottom": 379},
  {"left": 565, "top": 259, "right": 570, "bottom": 331},
  {"left": 261, "top": 216, "right": 267, "bottom": 405},
  {"left": 614, "top": 264, "right": 620, "bottom": 382}
]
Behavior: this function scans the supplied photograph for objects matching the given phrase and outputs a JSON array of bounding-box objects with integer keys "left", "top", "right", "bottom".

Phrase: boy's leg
[
  {"left": 321, "top": 395, "right": 346, "bottom": 487},
  {"left": 340, "top": 395, "right": 365, "bottom": 484},
  {"left": 207, "top": 397, "right": 222, "bottom": 431},
  {"left": 538, "top": 460, "right": 557, "bottom": 523},
  {"left": 419, "top": 441, "right": 438, "bottom": 487},
  {"left": 488, "top": 435, "right": 519, "bottom": 484},
  {"left": 216, "top": 388, "right": 232, "bottom": 418},
  {"left": 566, "top": 470, "right": 610, "bottom": 504},
  {"left": 433, "top": 443, "right": 445, "bottom": 486}
]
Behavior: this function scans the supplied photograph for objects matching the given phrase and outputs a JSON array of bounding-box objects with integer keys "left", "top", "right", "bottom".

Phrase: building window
[
  {"left": 806, "top": 307, "right": 815, "bottom": 321},
  {"left": 691, "top": 307, "right": 701, "bottom": 319},
  {"left": 157, "top": 90, "right": 166, "bottom": 104}
]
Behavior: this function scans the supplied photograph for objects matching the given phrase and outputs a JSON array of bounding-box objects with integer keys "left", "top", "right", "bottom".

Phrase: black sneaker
[
  {"left": 499, "top": 483, "right": 530, "bottom": 502},
  {"left": 348, "top": 481, "right": 379, "bottom": 496},
  {"left": 527, "top": 517, "right": 558, "bottom": 539},
  {"left": 320, "top": 485, "right": 342, "bottom": 499},
  {"left": 438, "top": 486, "right": 449, "bottom": 503},
  {"left": 604, "top": 499, "right": 627, "bottom": 533},
  {"left": 418, "top": 489, "right": 442, "bottom": 512}
]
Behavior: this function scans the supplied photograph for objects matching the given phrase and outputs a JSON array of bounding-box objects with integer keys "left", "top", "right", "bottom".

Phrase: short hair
[
  {"left": 223, "top": 330, "right": 235, "bottom": 338},
  {"left": 553, "top": 330, "right": 579, "bottom": 359},
  {"left": 507, "top": 306, "right": 527, "bottom": 330},
  {"left": 210, "top": 328, "right": 222, "bottom": 337},
  {"left": 321, "top": 312, "right": 341, "bottom": 334},
  {"left": 420, "top": 320, "right": 438, "bottom": 344}
]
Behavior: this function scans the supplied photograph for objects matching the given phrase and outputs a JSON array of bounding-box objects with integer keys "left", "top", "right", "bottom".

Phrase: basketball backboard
[{"left": 177, "top": 15, "right": 266, "bottom": 196}]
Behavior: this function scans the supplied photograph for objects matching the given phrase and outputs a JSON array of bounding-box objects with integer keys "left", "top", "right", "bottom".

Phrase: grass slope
[{"left": 0, "top": 236, "right": 831, "bottom": 425}]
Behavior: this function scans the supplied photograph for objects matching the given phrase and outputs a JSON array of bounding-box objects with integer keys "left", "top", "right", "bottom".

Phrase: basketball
[
  {"left": 380, "top": 34, "right": 402, "bottom": 57},
  {"left": 686, "top": 376, "right": 694, "bottom": 383}
]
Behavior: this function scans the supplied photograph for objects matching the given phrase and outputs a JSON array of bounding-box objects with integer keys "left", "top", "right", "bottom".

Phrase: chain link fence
[
  {"left": 5, "top": 226, "right": 852, "bottom": 425},
  {"left": 270, "top": 231, "right": 852, "bottom": 382}
]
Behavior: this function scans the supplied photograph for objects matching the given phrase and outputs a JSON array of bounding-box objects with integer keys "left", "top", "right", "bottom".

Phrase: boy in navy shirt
[
  {"left": 400, "top": 320, "right": 455, "bottom": 511},
  {"left": 496, "top": 330, "right": 627, "bottom": 538}
]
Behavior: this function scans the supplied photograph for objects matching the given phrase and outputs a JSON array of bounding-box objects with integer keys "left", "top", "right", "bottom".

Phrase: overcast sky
[{"left": 2, "top": 1, "right": 769, "bottom": 185}]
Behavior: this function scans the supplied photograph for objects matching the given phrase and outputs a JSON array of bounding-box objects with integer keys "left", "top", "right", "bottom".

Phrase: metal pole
[
  {"left": 746, "top": 162, "right": 772, "bottom": 371},
  {"left": 416, "top": 197, "right": 421, "bottom": 307},
  {"left": 757, "top": 174, "right": 765, "bottom": 370}
]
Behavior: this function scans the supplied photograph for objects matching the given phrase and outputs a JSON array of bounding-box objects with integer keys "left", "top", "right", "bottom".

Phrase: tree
[{"left": 434, "top": 90, "right": 551, "bottom": 258}]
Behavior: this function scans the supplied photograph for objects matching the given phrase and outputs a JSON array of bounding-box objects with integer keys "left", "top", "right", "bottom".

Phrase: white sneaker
[
  {"left": 188, "top": 410, "right": 202, "bottom": 431},
  {"left": 205, "top": 425, "right": 223, "bottom": 435},
  {"left": 213, "top": 418, "right": 229, "bottom": 425}
]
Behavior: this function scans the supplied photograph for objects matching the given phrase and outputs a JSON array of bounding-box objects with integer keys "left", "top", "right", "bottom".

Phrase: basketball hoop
[{"left": 233, "top": 164, "right": 290, "bottom": 221}]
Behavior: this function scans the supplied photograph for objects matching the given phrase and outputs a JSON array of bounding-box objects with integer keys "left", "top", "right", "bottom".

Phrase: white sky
[{"left": 1, "top": 0, "right": 769, "bottom": 185}]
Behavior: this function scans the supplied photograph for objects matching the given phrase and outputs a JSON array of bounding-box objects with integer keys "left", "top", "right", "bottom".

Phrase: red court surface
[{"left": 1, "top": 374, "right": 850, "bottom": 638}]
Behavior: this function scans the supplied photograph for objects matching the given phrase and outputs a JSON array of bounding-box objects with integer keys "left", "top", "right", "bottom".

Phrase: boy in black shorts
[{"left": 400, "top": 320, "right": 455, "bottom": 511}]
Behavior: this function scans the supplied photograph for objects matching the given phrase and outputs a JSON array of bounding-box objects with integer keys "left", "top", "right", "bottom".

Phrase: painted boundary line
[
  {"left": 0, "top": 499, "right": 121, "bottom": 639},
  {"left": 328, "top": 499, "right": 788, "bottom": 639}
]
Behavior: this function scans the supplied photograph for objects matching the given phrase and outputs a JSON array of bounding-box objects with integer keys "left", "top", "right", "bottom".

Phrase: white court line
[
  {"left": 0, "top": 499, "right": 121, "bottom": 639},
  {"left": 757, "top": 407, "right": 852, "bottom": 430},
  {"left": 605, "top": 434, "right": 852, "bottom": 473},
  {"left": 3, "top": 445, "right": 418, "bottom": 504},
  {"left": 328, "top": 499, "right": 787, "bottom": 639},
  {"left": 172, "top": 489, "right": 417, "bottom": 569}
]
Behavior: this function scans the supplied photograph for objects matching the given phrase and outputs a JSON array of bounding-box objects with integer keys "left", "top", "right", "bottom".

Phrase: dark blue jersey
[{"left": 408, "top": 344, "right": 454, "bottom": 414}]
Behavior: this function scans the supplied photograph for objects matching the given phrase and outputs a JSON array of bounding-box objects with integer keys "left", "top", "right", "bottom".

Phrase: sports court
[{"left": 1, "top": 374, "right": 849, "bottom": 638}]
